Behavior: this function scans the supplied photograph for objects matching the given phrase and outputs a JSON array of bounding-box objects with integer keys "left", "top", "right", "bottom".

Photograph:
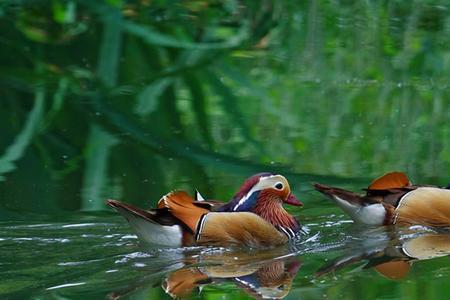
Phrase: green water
[{"left": 1, "top": 1, "right": 450, "bottom": 299}]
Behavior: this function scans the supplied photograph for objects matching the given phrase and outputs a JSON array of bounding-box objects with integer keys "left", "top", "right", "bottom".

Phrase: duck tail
[
  {"left": 107, "top": 199, "right": 185, "bottom": 247},
  {"left": 313, "top": 183, "right": 387, "bottom": 225},
  {"left": 313, "top": 183, "right": 364, "bottom": 206}
]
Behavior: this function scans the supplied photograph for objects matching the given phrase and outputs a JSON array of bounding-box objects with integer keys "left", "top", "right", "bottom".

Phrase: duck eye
[{"left": 275, "top": 183, "right": 283, "bottom": 190}]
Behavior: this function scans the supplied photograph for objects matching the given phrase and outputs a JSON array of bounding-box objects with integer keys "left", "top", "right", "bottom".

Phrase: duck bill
[{"left": 284, "top": 193, "right": 303, "bottom": 206}]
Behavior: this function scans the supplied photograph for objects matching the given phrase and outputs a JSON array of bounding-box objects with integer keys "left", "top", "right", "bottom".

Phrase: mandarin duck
[
  {"left": 314, "top": 171, "right": 450, "bottom": 228},
  {"left": 317, "top": 229, "right": 450, "bottom": 280},
  {"left": 107, "top": 173, "right": 303, "bottom": 248}
]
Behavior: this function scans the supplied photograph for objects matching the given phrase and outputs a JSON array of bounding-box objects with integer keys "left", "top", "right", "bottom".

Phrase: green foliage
[
  {"left": 0, "top": 0, "right": 450, "bottom": 216},
  {"left": 0, "top": 88, "right": 45, "bottom": 180},
  {"left": 81, "top": 124, "right": 119, "bottom": 211}
]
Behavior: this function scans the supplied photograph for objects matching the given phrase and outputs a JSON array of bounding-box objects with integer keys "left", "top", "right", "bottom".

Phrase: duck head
[
  {"left": 221, "top": 173, "right": 302, "bottom": 212},
  {"left": 217, "top": 173, "right": 302, "bottom": 236}
]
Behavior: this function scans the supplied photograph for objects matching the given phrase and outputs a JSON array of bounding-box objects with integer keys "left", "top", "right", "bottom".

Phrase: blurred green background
[
  {"left": 1, "top": 0, "right": 450, "bottom": 215},
  {"left": 1, "top": 1, "right": 450, "bottom": 300}
]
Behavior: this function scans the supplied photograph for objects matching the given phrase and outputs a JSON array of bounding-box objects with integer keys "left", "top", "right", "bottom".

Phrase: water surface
[{"left": 2, "top": 181, "right": 449, "bottom": 299}]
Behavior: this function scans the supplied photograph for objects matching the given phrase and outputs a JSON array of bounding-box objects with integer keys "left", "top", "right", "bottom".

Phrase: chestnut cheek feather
[{"left": 284, "top": 194, "right": 303, "bottom": 206}]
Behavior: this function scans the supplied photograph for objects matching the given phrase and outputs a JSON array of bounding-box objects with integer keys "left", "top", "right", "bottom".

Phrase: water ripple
[{"left": 46, "top": 282, "right": 86, "bottom": 290}]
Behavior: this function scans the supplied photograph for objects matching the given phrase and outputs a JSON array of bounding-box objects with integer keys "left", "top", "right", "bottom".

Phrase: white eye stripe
[{"left": 233, "top": 175, "right": 287, "bottom": 210}]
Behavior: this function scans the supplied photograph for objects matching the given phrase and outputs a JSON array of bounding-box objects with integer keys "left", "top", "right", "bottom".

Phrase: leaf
[
  {"left": 218, "top": 63, "right": 268, "bottom": 100},
  {"left": 89, "top": 98, "right": 348, "bottom": 188},
  {"left": 81, "top": 124, "right": 119, "bottom": 211},
  {"left": 205, "top": 70, "right": 267, "bottom": 155},
  {"left": 123, "top": 21, "right": 249, "bottom": 50},
  {"left": 135, "top": 78, "right": 174, "bottom": 116},
  {"left": 42, "top": 77, "right": 69, "bottom": 129},
  {"left": 97, "top": 9, "right": 123, "bottom": 87},
  {"left": 183, "top": 72, "right": 214, "bottom": 147},
  {"left": 52, "top": 0, "right": 76, "bottom": 24},
  {"left": 0, "top": 89, "right": 45, "bottom": 181}
]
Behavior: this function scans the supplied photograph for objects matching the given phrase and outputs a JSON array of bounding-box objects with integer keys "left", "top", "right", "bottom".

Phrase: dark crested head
[
  {"left": 233, "top": 172, "right": 274, "bottom": 201},
  {"left": 220, "top": 173, "right": 302, "bottom": 212}
]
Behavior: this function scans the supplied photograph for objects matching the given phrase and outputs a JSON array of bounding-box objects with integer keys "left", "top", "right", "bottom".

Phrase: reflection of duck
[
  {"left": 163, "top": 250, "right": 301, "bottom": 299},
  {"left": 108, "top": 173, "right": 303, "bottom": 248},
  {"left": 317, "top": 230, "right": 450, "bottom": 280},
  {"left": 314, "top": 171, "right": 450, "bottom": 228}
]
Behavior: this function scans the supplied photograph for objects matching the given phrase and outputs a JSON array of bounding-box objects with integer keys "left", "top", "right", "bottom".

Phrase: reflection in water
[
  {"left": 3, "top": 218, "right": 450, "bottom": 299},
  {"left": 164, "top": 256, "right": 300, "bottom": 299},
  {"left": 317, "top": 228, "right": 450, "bottom": 280},
  {"left": 2, "top": 1, "right": 450, "bottom": 218},
  {"left": 109, "top": 247, "right": 301, "bottom": 300}
]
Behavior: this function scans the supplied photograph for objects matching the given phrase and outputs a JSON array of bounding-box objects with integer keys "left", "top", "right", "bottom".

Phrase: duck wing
[{"left": 196, "top": 212, "right": 288, "bottom": 247}]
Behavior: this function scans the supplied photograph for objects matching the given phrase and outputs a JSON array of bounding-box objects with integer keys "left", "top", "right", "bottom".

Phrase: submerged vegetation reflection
[{"left": 1, "top": 1, "right": 450, "bottom": 214}]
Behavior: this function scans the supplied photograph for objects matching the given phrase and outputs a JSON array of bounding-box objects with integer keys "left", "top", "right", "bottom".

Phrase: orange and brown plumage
[
  {"left": 314, "top": 171, "right": 450, "bottom": 228},
  {"left": 107, "top": 173, "right": 303, "bottom": 248}
]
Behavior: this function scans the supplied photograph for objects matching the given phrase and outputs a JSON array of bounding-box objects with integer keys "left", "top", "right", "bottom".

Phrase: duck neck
[{"left": 252, "top": 193, "right": 299, "bottom": 233}]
